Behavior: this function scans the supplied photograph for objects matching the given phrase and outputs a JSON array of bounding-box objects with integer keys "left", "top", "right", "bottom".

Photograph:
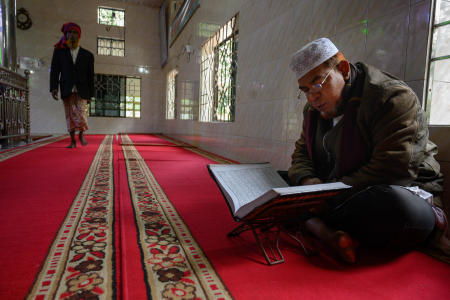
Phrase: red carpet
[
  {"left": 115, "top": 137, "right": 147, "bottom": 300},
  {"left": 124, "top": 134, "right": 450, "bottom": 300},
  {"left": 1, "top": 133, "right": 449, "bottom": 299},
  {"left": 119, "top": 134, "right": 231, "bottom": 299},
  {"left": 0, "top": 135, "right": 108, "bottom": 299},
  {"left": 0, "top": 135, "right": 67, "bottom": 162}
]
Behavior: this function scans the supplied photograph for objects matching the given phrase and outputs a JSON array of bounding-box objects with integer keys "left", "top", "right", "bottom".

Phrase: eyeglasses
[{"left": 297, "top": 66, "right": 335, "bottom": 99}]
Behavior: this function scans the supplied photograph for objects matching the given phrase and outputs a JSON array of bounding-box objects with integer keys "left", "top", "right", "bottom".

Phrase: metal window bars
[
  {"left": 199, "top": 14, "right": 238, "bottom": 122},
  {"left": 0, "top": 67, "right": 30, "bottom": 148},
  {"left": 91, "top": 74, "right": 140, "bottom": 118},
  {"left": 166, "top": 69, "right": 178, "bottom": 119}
]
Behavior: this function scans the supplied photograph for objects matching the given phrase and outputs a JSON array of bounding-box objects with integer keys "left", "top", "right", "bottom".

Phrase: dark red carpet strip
[
  {"left": 113, "top": 137, "right": 124, "bottom": 300},
  {"left": 126, "top": 134, "right": 450, "bottom": 300},
  {"left": 0, "top": 135, "right": 109, "bottom": 299},
  {"left": 115, "top": 137, "right": 148, "bottom": 300},
  {"left": 119, "top": 134, "right": 232, "bottom": 299},
  {"left": 119, "top": 133, "right": 175, "bottom": 146}
]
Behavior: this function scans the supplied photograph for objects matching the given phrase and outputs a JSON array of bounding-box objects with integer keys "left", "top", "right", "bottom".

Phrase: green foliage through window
[
  {"left": 199, "top": 14, "right": 238, "bottom": 122},
  {"left": 90, "top": 74, "right": 141, "bottom": 118},
  {"left": 166, "top": 69, "right": 178, "bottom": 119},
  {"left": 98, "top": 7, "right": 125, "bottom": 27},
  {"left": 214, "top": 38, "right": 237, "bottom": 121}
]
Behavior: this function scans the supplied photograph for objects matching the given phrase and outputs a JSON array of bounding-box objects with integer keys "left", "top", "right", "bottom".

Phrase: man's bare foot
[
  {"left": 438, "top": 233, "right": 450, "bottom": 255},
  {"left": 427, "top": 206, "right": 450, "bottom": 255},
  {"left": 66, "top": 142, "right": 76, "bottom": 148},
  {"left": 329, "top": 231, "right": 358, "bottom": 263},
  {"left": 304, "top": 217, "right": 358, "bottom": 263}
]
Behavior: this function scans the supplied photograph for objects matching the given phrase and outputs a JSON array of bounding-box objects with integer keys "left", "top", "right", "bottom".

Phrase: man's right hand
[
  {"left": 301, "top": 177, "right": 323, "bottom": 185},
  {"left": 51, "top": 90, "right": 59, "bottom": 100}
]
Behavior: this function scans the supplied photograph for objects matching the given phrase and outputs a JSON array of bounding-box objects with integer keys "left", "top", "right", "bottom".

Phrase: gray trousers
[{"left": 324, "top": 185, "right": 436, "bottom": 248}]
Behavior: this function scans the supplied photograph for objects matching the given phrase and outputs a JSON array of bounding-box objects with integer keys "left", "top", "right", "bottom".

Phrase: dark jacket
[
  {"left": 288, "top": 63, "right": 442, "bottom": 196},
  {"left": 50, "top": 47, "right": 94, "bottom": 100}
]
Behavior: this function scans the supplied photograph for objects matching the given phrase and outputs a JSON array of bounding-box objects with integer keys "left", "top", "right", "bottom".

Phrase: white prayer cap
[{"left": 290, "top": 38, "right": 339, "bottom": 80}]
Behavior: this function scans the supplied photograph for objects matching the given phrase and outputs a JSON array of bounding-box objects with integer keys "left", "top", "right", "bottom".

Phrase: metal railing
[{"left": 0, "top": 66, "right": 30, "bottom": 144}]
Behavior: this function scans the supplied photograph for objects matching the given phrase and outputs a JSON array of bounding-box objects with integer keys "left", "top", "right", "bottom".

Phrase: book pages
[
  {"left": 273, "top": 182, "right": 351, "bottom": 196},
  {"left": 209, "top": 163, "right": 288, "bottom": 213}
]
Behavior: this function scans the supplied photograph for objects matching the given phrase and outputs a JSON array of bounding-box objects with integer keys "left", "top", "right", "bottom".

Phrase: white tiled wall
[
  {"left": 15, "top": 0, "right": 436, "bottom": 172},
  {"left": 162, "top": 0, "right": 433, "bottom": 171},
  {"left": 16, "top": 0, "right": 164, "bottom": 135}
]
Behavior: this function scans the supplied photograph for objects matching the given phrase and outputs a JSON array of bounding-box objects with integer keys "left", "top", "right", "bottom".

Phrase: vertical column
[
  {"left": 0, "top": 0, "right": 17, "bottom": 71},
  {"left": 25, "top": 69, "right": 30, "bottom": 142}
]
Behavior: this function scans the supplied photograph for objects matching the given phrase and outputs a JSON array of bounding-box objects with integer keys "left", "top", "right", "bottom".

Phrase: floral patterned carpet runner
[
  {"left": 27, "top": 135, "right": 117, "bottom": 299},
  {"left": 120, "top": 134, "right": 231, "bottom": 300},
  {"left": 25, "top": 134, "right": 232, "bottom": 300},
  {"left": 3, "top": 133, "right": 447, "bottom": 300}
]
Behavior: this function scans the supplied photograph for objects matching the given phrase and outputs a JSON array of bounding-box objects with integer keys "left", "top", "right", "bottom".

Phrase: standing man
[
  {"left": 50, "top": 22, "right": 94, "bottom": 148},
  {"left": 288, "top": 38, "right": 448, "bottom": 262}
]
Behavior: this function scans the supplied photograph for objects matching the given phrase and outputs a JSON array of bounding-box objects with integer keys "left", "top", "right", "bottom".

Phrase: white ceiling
[{"left": 118, "top": 0, "right": 165, "bottom": 8}]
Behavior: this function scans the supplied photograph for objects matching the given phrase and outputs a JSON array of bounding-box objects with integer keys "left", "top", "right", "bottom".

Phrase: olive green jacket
[{"left": 288, "top": 63, "right": 442, "bottom": 195}]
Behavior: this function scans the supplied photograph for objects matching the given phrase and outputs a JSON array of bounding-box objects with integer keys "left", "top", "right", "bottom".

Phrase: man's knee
[{"left": 326, "top": 185, "right": 435, "bottom": 247}]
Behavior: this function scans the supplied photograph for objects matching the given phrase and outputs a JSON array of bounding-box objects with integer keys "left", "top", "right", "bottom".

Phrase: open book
[{"left": 207, "top": 163, "right": 351, "bottom": 221}]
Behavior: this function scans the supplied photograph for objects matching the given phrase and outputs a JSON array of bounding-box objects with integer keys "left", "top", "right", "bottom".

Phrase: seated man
[{"left": 288, "top": 38, "right": 448, "bottom": 263}]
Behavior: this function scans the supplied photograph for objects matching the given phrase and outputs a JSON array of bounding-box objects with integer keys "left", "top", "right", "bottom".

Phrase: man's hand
[
  {"left": 301, "top": 177, "right": 323, "bottom": 185},
  {"left": 51, "top": 89, "right": 59, "bottom": 100}
]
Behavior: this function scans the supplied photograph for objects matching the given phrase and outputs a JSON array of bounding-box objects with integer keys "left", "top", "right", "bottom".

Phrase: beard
[{"left": 66, "top": 38, "right": 79, "bottom": 49}]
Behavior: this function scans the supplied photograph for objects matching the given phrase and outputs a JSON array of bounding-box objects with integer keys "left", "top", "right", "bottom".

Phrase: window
[
  {"left": 426, "top": 0, "right": 450, "bottom": 125},
  {"left": 126, "top": 78, "right": 141, "bottom": 118},
  {"left": 179, "top": 80, "right": 198, "bottom": 120},
  {"left": 0, "top": 5, "right": 3, "bottom": 66},
  {"left": 197, "top": 23, "right": 221, "bottom": 38},
  {"left": 90, "top": 74, "right": 140, "bottom": 118},
  {"left": 199, "top": 14, "right": 238, "bottom": 122},
  {"left": 98, "top": 7, "right": 125, "bottom": 27},
  {"left": 97, "top": 37, "right": 125, "bottom": 57},
  {"left": 166, "top": 69, "right": 178, "bottom": 119}
]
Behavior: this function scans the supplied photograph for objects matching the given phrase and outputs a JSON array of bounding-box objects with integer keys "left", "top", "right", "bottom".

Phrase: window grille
[
  {"left": 166, "top": 69, "right": 178, "bottom": 119},
  {"left": 425, "top": 0, "right": 450, "bottom": 125},
  {"left": 179, "top": 80, "right": 198, "bottom": 120},
  {"left": 126, "top": 77, "right": 141, "bottom": 118},
  {"left": 97, "top": 37, "right": 125, "bottom": 57},
  {"left": 90, "top": 74, "right": 140, "bottom": 118},
  {"left": 98, "top": 7, "right": 125, "bottom": 27},
  {"left": 199, "top": 14, "right": 238, "bottom": 122}
]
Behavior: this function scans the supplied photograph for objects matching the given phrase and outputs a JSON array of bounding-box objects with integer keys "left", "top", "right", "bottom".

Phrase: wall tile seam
[
  {"left": 365, "top": 4, "right": 411, "bottom": 27},
  {"left": 367, "top": 0, "right": 410, "bottom": 20},
  {"left": 405, "top": 0, "right": 432, "bottom": 83},
  {"left": 334, "top": 15, "right": 370, "bottom": 35},
  {"left": 364, "top": 8, "right": 410, "bottom": 78},
  {"left": 403, "top": 0, "right": 414, "bottom": 80}
]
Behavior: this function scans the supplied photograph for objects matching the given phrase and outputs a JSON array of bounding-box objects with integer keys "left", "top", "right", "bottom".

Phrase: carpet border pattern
[
  {"left": 122, "top": 134, "right": 233, "bottom": 300},
  {"left": 156, "top": 134, "right": 235, "bottom": 164},
  {"left": 0, "top": 135, "right": 67, "bottom": 162},
  {"left": 26, "top": 135, "right": 116, "bottom": 299}
]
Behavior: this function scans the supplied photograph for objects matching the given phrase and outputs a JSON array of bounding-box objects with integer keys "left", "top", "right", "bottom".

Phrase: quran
[{"left": 207, "top": 163, "right": 351, "bottom": 221}]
